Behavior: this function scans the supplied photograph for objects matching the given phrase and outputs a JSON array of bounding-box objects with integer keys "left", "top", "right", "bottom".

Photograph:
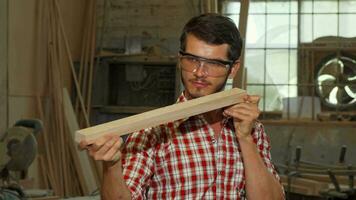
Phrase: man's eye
[
  {"left": 187, "top": 57, "right": 199, "bottom": 63},
  {"left": 206, "top": 61, "right": 224, "bottom": 68}
]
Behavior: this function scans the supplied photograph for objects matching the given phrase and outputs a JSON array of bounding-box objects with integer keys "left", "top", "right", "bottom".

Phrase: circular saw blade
[{"left": 3, "top": 127, "right": 37, "bottom": 171}]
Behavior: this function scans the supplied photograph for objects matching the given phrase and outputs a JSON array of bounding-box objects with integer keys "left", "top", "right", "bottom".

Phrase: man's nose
[{"left": 193, "top": 61, "right": 208, "bottom": 77}]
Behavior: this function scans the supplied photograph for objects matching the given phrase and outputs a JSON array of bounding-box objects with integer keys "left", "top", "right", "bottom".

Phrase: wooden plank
[
  {"left": 233, "top": 0, "right": 249, "bottom": 89},
  {"left": 75, "top": 0, "right": 91, "bottom": 116},
  {"left": 76, "top": 88, "right": 246, "bottom": 142},
  {"left": 0, "top": 0, "right": 8, "bottom": 133},
  {"left": 54, "top": 0, "right": 90, "bottom": 127},
  {"left": 300, "top": 173, "right": 356, "bottom": 185},
  {"left": 63, "top": 88, "right": 98, "bottom": 194},
  {"left": 75, "top": 0, "right": 90, "bottom": 116},
  {"left": 282, "top": 183, "right": 314, "bottom": 196},
  {"left": 278, "top": 165, "right": 356, "bottom": 176},
  {"left": 203, "top": 0, "right": 217, "bottom": 13},
  {"left": 86, "top": 0, "right": 97, "bottom": 117},
  {"left": 262, "top": 120, "right": 356, "bottom": 127},
  {"left": 280, "top": 175, "right": 328, "bottom": 196},
  {"left": 36, "top": 97, "right": 58, "bottom": 193}
]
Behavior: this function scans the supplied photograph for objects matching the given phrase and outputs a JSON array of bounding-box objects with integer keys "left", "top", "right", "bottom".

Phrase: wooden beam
[
  {"left": 282, "top": 183, "right": 316, "bottom": 196},
  {"left": 300, "top": 173, "right": 356, "bottom": 185},
  {"left": 0, "top": 0, "right": 8, "bottom": 133},
  {"left": 233, "top": 0, "right": 249, "bottom": 89},
  {"left": 75, "top": 88, "right": 246, "bottom": 142},
  {"left": 63, "top": 88, "right": 98, "bottom": 195},
  {"left": 280, "top": 175, "right": 329, "bottom": 196},
  {"left": 86, "top": 0, "right": 97, "bottom": 118},
  {"left": 54, "top": 0, "right": 90, "bottom": 127}
]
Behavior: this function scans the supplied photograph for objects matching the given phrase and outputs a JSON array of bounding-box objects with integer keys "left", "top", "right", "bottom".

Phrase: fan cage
[{"left": 315, "top": 52, "right": 356, "bottom": 110}]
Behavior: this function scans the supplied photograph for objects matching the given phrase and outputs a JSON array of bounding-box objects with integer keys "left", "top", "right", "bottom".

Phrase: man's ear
[{"left": 228, "top": 60, "right": 240, "bottom": 79}]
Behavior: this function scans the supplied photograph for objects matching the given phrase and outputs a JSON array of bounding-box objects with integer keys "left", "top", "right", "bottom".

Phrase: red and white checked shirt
[{"left": 121, "top": 92, "right": 281, "bottom": 200}]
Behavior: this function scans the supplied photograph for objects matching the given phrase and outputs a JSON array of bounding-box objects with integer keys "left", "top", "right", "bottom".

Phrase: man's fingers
[
  {"left": 224, "top": 100, "right": 261, "bottom": 122},
  {"left": 102, "top": 138, "right": 124, "bottom": 161},
  {"left": 94, "top": 139, "right": 116, "bottom": 157},
  {"left": 78, "top": 139, "right": 95, "bottom": 151},
  {"left": 225, "top": 108, "right": 259, "bottom": 120},
  {"left": 79, "top": 134, "right": 117, "bottom": 150},
  {"left": 246, "top": 95, "right": 260, "bottom": 104},
  {"left": 225, "top": 103, "right": 260, "bottom": 114}
]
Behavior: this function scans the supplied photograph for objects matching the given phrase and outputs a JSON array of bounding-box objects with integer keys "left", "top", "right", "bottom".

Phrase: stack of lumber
[
  {"left": 278, "top": 161, "right": 356, "bottom": 198},
  {"left": 74, "top": 0, "right": 97, "bottom": 128},
  {"left": 35, "top": 0, "right": 99, "bottom": 197},
  {"left": 280, "top": 175, "right": 329, "bottom": 196}
]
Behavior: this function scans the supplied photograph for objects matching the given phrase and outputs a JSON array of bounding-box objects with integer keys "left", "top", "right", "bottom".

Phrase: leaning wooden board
[{"left": 75, "top": 88, "right": 246, "bottom": 142}]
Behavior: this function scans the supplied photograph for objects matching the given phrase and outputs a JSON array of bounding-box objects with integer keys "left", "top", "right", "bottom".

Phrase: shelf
[
  {"left": 261, "top": 119, "right": 356, "bottom": 127},
  {"left": 97, "top": 50, "right": 177, "bottom": 65}
]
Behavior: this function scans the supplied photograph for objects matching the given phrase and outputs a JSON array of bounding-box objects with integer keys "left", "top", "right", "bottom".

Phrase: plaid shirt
[{"left": 121, "top": 92, "right": 280, "bottom": 200}]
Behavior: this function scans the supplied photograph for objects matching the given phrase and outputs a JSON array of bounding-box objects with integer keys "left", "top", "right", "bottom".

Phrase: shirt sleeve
[
  {"left": 121, "top": 127, "right": 159, "bottom": 200},
  {"left": 251, "top": 121, "right": 281, "bottom": 182}
]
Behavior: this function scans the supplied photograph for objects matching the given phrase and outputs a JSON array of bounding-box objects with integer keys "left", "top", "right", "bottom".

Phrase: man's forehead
[{"left": 185, "top": 34, "right": 230, "bottom": 59}]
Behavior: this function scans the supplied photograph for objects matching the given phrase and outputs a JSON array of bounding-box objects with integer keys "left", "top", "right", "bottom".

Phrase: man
[{"left": 80, "top": 13, "right": 284, "bottom": 200}]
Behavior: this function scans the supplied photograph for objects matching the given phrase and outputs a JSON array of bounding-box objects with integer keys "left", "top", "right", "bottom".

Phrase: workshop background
[{"left": 0, "top": 0, "right": 355, "bottom": 199}]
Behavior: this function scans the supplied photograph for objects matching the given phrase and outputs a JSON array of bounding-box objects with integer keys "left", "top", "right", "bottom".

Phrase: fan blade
[
  {"left": 318, "top": 78, "right": 336, "bottom": 98},
  {"left": 328, "top": 87, "right": 339, "bottom": 105},
  {"left": 337, "top": 87, "right": 352, "bottom": 104},
  {"left": 345, "top": 86, "right": 356, "bottom": 99},
  {"left": 348, "top": 75, "right": 356, "bottom": 82},
  {"left": 338, "top": 59, "right": 344, "bottom": 74},
  {"left": 319, "top": 59, "right": 342, "bottom": 77},
  {"left": 318, "top": 74, "right": 336, "bottom": 82},
  {"left": 342, "top": 58, "right": 356, "bottom": 75}
]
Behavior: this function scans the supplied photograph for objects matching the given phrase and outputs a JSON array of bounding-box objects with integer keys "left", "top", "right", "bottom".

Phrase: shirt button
[
  {"left": 218, "top": 171, "right": 222, "bottom": 175},
  {"left": 211, "top": 137, "right": 216, "bottom": 144}
]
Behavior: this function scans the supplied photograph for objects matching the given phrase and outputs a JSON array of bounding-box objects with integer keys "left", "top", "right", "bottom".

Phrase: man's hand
[
  {"left": 80, "top": 135, "right": 132, "bottom": 200},
  {"left": 223, "top": 95, "right": 261, "bottom": 139},
  {"left": 79, "top": 134, "right": 124, "bottom": 165}
]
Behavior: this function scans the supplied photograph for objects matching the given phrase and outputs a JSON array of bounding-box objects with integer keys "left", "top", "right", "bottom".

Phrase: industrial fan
[{"left": 315, "top": 53, "right": 356, "bottom": 109}]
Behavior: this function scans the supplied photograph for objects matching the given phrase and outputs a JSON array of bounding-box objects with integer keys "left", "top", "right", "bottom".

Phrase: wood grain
[{"left": 76, "top": 88, "right": 246, "bottom": 142}]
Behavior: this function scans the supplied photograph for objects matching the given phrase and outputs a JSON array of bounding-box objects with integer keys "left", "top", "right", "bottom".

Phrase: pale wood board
[
  {"left": 54, "top": 0, "right": 90, "bottom": 126},
  {"left": 282, "top": 183, "right": 315, "bottom": 196},
  {"left": 63, "top": 88, "right": 98, "bottom": 194},
  {"left": 280, "top": 175, "right": 329, "bottom": 196},
  {"left": 76, "top": 88, "right": 246, "bottom": 142},
  {"left": 86, "top": 0, "right": 97, "bottom": 117},
  {"left": 300, "top": 173, "right": 356, "bottom": 185},
  {"left": 36, "top": 97, "right": 58, "bottom": 192},
  {"left": 75, "top": 0, "right": 90, "bottom": 116},
  {"left": 233, "top": 0, "right": 249, "bottom": 89}
]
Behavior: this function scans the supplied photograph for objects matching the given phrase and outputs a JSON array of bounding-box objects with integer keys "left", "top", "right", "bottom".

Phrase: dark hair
[{"left": 180, "top": 13, "right": 243, "bottom": 62}]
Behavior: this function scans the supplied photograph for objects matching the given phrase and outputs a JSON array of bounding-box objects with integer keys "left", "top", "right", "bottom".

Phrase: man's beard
[{"left": 180, "top": 70, "right": 229, "bottom": 99}]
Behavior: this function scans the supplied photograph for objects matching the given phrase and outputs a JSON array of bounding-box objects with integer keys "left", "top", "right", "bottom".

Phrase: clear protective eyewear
[{"left": 179, "top": 51, "right": 234, "bottom": 77}]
